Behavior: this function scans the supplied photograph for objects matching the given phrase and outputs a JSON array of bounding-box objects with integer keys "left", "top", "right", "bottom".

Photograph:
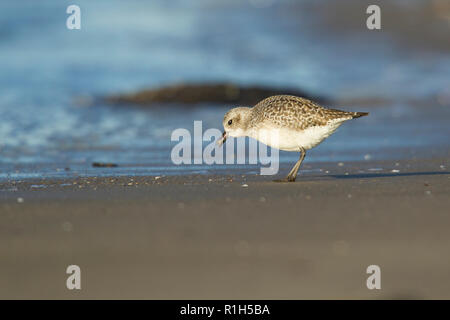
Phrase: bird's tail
[{"left": 352, "top": 112, "right": 369, "bottom": 119}]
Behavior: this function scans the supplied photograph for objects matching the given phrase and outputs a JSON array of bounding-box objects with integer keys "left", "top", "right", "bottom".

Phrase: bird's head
[{"left": 218, "top": 107, "right": 252, "bottom": 146}]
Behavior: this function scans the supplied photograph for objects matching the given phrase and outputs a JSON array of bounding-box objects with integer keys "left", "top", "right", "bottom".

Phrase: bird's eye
[{"left": 228, "top": 119, "right": 233, "bottom": 125}]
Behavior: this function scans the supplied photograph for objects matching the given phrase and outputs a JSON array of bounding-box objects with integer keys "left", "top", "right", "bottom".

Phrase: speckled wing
[{"left": 250, "top": 95, "right": 357, "bottom": 130}]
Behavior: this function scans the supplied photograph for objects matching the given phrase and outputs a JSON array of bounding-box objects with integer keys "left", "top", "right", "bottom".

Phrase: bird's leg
[{"left": 285, "top": 147, "right": 306, "bottom": 182}]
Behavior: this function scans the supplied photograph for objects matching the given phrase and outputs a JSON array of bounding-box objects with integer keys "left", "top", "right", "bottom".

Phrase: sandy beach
[
  {"left": 1, "top": 157, "right": 449, "bottom": 299},
  {"left": 0, "top": 0, "right": 449, "bottom": 301}
]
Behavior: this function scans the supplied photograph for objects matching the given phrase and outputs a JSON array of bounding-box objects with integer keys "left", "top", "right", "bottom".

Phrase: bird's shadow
[
  {"left": 271, "top": 171, "right": 450, "bottom": 182},
  {"left": 330, "top": 171, "right": 450, "bottom": 179}
]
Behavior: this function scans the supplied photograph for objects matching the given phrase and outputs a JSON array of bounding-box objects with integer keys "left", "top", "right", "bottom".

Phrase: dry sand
[{"left": 0, "top": 158, "right": 449, "bottom": 299}]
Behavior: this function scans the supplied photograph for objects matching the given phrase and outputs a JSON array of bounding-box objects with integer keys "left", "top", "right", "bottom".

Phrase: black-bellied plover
[{"left": 218, "top": 95, "right": 368, "bottom": 182}]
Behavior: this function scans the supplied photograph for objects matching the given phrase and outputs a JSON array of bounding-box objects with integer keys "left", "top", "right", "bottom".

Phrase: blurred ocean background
[{"left": 0, "top": 0, "right": 449, "bottom": 180}]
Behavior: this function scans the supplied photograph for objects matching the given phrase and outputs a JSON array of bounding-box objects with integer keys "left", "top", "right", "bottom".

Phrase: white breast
[{"left": 249, "top": 122, "right": 344, "bottom": 151}]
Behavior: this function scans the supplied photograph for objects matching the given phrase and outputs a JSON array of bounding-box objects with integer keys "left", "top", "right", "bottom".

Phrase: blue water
[{"left": 0, "top": 0, "right": 449, "bottom": 180}]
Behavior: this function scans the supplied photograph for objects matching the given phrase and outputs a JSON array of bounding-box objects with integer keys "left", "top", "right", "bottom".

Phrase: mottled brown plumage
[{"left": 249, "top": 95, "right": 367, "bottom": 130}]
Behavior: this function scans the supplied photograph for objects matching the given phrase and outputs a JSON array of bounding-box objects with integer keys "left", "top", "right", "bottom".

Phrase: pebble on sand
[
  {"left": 92, "top": 162, "right": 118, "bottom": 168},
  {"left": 62, "top": 221, "right": 73, "bottom": 232}
]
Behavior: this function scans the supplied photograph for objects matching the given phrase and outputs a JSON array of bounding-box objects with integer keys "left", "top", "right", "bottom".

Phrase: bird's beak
[{"left": 217, "top": 131, "right": 227, "bottom": 146}]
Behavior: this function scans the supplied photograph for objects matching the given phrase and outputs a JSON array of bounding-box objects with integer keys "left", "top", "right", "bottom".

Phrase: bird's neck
[{"left": 239, "top": 108, "right": 253, "bottom": 131}]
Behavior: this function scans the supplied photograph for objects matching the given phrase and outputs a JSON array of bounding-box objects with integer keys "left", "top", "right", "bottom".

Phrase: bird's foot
[{"left": 273, "top": 176, "right": 296, "bottom": 183}]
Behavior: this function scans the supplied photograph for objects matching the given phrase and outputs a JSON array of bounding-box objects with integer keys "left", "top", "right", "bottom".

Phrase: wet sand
[{"left": 0, "top": 157, "right": 449, "bottom": 299}]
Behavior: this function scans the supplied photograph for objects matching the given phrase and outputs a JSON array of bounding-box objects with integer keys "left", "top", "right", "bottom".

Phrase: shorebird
[{"left": 218, "top": 95, "right": 368, "bottom": 182}]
